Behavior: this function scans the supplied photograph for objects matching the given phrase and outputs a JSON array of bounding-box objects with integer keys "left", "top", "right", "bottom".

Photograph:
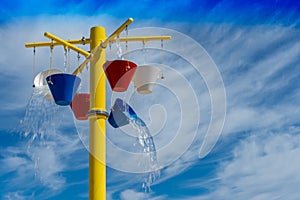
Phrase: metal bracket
[
  {"left": 86, "top": 109, "right": 109, "bottom": 118},
  {"left": 100, "top": 41, "right": 106, "bottom": 49}
]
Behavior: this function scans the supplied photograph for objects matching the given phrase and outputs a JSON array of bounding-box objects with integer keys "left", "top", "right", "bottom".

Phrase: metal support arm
[{"left": 44, "top": 32, "right": 90, "bottom": 57}]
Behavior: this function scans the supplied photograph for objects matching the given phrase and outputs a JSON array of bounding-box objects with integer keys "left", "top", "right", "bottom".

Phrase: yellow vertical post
[{"left": 89, "top": 26, "right": 106, "bottom": 200}]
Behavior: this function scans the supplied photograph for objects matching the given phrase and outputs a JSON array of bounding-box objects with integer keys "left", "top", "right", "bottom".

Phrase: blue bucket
[
  {"left": 108, "top": 98, "right": 137, "bottom": 128},
  {"left": 46, "top": 73, "right": 81, "bottom": 106}
]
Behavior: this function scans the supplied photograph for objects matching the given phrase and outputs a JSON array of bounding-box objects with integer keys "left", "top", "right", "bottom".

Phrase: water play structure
[{"left": 25, "top": 18, "right": 171, "bottom": 200}]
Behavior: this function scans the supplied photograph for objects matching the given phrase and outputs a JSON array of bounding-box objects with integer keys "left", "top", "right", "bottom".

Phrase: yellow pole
[{"left": 89, "top": 26, "right": 106, "bottom": 200}]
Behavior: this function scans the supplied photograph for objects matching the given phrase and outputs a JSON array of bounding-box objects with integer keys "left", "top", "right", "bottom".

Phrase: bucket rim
[
  {"left": 46, "top": 73, "right": 79, "bottom": 78},
  {"left": 103, "top": 59, "right": 137, "bottom": 70},
  {"left": 136, "top": 64, "right": 161, "bottom": 69}
]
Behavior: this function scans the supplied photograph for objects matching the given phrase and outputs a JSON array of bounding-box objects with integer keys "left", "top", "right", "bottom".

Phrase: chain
[
  {"left": 67, "top": 48, "right": 71, "bottom": 73},
  {"left": 161, "top": 40, "right": 165, "bottom": 79},
  {"left": 77, "top": 52, "right": 81, "bottom": 66},
  {"left": 125, "top": 25, "right": 128, "bottom": 61},
  {"left": 48, "top": 40, "right": 54, "bottom": 84},
  {"left": 64, "top": 47, "right": 67, "bottom": 72},
  {"left": 142, "top": 41, "right": 146, "bottom": 64},
  {"left": 109, "top": 41, "right": 112, "bottom": 60},
  {"left": 116, "top": 35, "right": 122, "bottom": 58},
  {"left": 32, "top": 47, "right": 36, "bottom": 87}
]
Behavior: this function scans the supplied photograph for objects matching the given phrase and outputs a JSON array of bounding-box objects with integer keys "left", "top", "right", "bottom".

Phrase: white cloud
[
  {"left": 119, "top": 189, "right": 166, "bottom": 200},
  {"left": 120, "top": 189, "right": 148, "bottom": 200},
  {"left": 3, "top": 191, "right": 34, "bottom": 200},
  {"left": 177, "top": 130, "right": 300, "bottom": 200},
  {"left": 0, "top": 156, "right": 27, "bottom": 174}
]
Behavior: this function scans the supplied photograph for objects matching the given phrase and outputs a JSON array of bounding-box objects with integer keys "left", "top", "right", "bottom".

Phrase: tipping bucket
[
  {"left": 108, "top": 98, "right": 137, "bottom": 128},
  {"left": 70, "top": 93, "right": 90, "bottom": 120},
  {"left": 103, "top": 60, "right": 137, "bottom": 92},
  {"left": 33, "top": 69, "right": 63, "bottom": 100},
  {"left": 132, "top": 65, "right": 161, "bottom": 94},
  {"left": 46, "top": 73, "right": 81, "bottom": 106}
]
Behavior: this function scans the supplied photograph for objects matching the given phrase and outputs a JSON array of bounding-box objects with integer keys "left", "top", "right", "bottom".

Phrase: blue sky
[{"left": 1, "top": 0, "right": 300, "bottom": 199}]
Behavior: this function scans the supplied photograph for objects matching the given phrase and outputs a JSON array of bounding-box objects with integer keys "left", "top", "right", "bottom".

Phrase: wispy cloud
[
  {"left": 119, "top": 189, "right": 166, "bottom": 200},
  {"left": 180, "top": 129, "right": 300, "bottom": 200}
]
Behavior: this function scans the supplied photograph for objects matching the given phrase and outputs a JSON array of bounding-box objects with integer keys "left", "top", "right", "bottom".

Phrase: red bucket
[
  {"left": 103, "top": 60, "right": 137, "bottom": 92},
  {"left": 70, "top": 93, "right": 90, "bottom": 120}
]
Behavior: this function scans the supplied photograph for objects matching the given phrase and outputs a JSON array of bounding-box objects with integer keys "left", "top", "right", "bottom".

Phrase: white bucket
[
  {"left": 34, "top": 69, "right": 63, "bottom": 87},
  {"left": 33, "top": 69, "right": 63, "bottom": 100},
  {"left": 132, "top": 65, "right": 160, "bottom": 94}
]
